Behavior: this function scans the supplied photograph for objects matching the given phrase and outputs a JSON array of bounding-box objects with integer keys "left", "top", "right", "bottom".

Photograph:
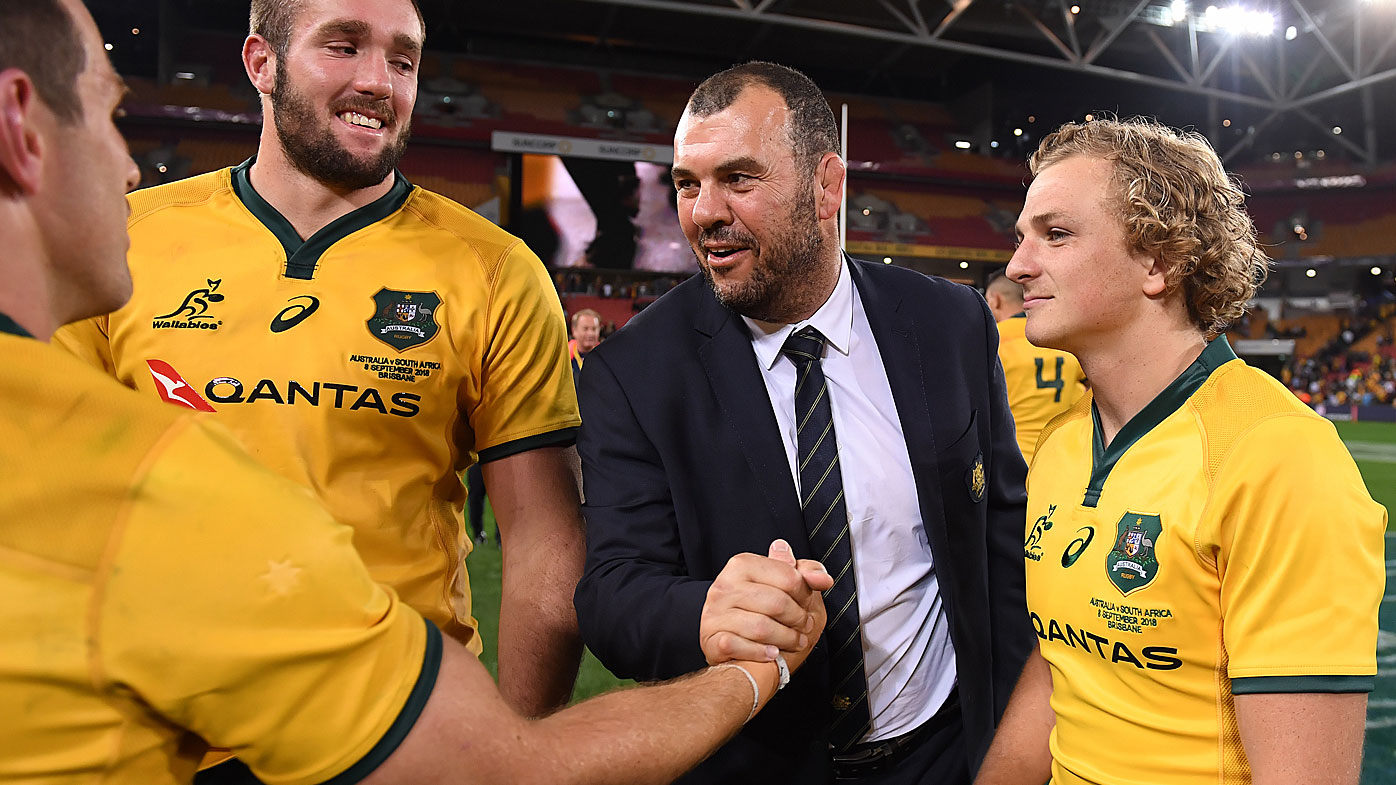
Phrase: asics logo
[{"left": 270, "top": 295, "right": 321, "bottom": 333}]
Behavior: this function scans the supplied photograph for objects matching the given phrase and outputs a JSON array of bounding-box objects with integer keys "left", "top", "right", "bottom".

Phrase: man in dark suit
[{"left": 574, "top": 61, "right": 1032, "bottom": 785}]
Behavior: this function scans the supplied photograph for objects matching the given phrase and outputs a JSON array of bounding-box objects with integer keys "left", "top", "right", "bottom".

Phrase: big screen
[{"left": 514, "top": 153, "right": 697, "bottom": 273}]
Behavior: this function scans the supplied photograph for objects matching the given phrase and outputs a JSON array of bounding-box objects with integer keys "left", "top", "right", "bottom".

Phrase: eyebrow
[
  {"left": 1028, "top": 210, "right": 1068, "bottom": 227},
  {"left": 1014, "top": 210, "right": 1070, "bottom": 238},
  {"left": 670, "top": 156, "right": 764, "bottom": 182},
  {"left": 394, "top": 33, "right": 423, "bottom": 56},
  {"left": 315, "top": 19, "right": 370, "bottom": 39},
  {"left": 314, "top": 19, "right": 422, "bottom": 56}
]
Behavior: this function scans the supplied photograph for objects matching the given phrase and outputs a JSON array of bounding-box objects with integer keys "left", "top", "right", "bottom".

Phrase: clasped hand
[{"left": 699, "top": 539, "right": 833, "bottom": 673}]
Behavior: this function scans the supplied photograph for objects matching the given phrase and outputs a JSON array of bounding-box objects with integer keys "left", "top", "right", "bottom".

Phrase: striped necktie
[{"left": 780, "top": 326, "right": 871, "bottom": 751}]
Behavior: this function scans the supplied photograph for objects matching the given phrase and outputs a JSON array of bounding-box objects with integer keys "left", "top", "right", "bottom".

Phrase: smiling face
[
  {"left": 671, "top": 85, "right": 838, "bottom": 323},
  {"left": 264, "top": 0, "right": 422, "bottom": 191},
  {"left": 1007, "top": 154, "right": 1160, "bottom": 356}
]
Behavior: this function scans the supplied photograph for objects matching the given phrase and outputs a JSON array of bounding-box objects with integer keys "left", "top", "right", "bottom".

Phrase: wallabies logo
[
  {"left": 1024, "top": 504, "right": 1056, "bottom": 561},
  {"left": 153, "top": 279, "right": 225, "bottom": 330}
]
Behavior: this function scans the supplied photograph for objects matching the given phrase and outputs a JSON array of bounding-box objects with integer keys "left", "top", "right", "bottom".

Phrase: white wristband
[
  {"left": 774, "top": 654, "right": 790, "bottom": 691},
  {"left": 713, "top": 663, "right": 760, "bottom": 723}
]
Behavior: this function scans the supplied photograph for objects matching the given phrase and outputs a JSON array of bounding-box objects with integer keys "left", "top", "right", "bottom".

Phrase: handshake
[{"left": 699, "top": 539, "right": 834, "bottom": 685}]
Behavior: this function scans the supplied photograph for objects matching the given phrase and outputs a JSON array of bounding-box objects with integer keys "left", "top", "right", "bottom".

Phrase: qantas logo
[
  {"left": 146, "top": 359, "right": 217, "bottom": 412},
  {"left": 270, "top": 295, "right": 321, "bottom": 333}
]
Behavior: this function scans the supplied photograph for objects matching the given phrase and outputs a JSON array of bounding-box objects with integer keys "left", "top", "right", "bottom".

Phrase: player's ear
[
  {"left": 815, "top": 152, "right": 845, "bottom": 222},
  {"left": 1141, "top": 253, "right": 1169, "bottom": 298},
  {"left": 0, "top": 69, "right": 46, "bottom": 197},
  {"left": 243, "top": 35, "right": 276, "bottom": 97}
]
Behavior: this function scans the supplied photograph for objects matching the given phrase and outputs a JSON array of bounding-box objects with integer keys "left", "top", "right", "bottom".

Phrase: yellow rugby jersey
[
  {"left": 55, "top": 159, "right": 581, "bottom": 651},
  {"left": 0, "top": 320, "right": 438, "bottom": 785},
  {"left": 997, "top": 313, "right": 1087, "bottom": 463},
  {"left": 1023, "top": 337, "right": 1385, "bottom": 785}
]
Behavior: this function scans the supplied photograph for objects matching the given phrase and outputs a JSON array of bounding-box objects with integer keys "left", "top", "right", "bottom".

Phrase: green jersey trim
[
  {"left": 321, "top": 618, "right": 444, "bottom": 785},
  {"left": 230, "top": 158, "right": 414, "bottom": 281},
  {"left": 477, "top": 426, "right": 579, "bottom": 464},
  {"left": 1231, "top": 674, "right": 1374, "bottom": 694},
  {"left": 0, "top": 312, "right": 33, "bottom": 338},
  {"left": 1083, "top": 336, "right": 1238, "bottom": 508}
]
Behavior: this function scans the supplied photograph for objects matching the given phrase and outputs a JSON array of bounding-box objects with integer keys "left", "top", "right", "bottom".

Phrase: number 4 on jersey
[{"left": 1035, "top": 356, "right": 1066, "bottom": 403}]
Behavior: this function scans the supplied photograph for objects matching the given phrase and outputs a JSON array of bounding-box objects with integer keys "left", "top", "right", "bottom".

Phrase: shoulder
[
  {"left": 851, "top": 258, "right": 987, "bottom": 319},
  {"left": 1038, "top": 391, "right": 1094, "bottom": 444},
  {"left": 127, "top": 169, "right": 234, "bottom": 228},
  {"left": 399, "top": 187, "right": 537, "bottom": 281},
  {"left": 1189, "top": 360, "right": 1340, "bottom": 479},
  {"left": 585, "top": 276, "right": 710, "bottom": 363},
  {"left": 3, "top": 342, "right": 200, "bottom": 561}
]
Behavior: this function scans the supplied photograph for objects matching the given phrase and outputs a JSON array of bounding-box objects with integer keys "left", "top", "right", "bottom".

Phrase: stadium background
[{"left": 88, "top": 0, "right": 1395, "bottom": 780}]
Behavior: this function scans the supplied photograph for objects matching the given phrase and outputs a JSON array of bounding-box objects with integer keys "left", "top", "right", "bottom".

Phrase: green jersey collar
[
  {"left": 0, "top": 311, "right": 33, "bottom": 338},
  {"left": 1083, "top": 335, "right": 1238, "bottom": 508},
  {"left": 230, "top": 157, "right": 413, "bottom": 280}
]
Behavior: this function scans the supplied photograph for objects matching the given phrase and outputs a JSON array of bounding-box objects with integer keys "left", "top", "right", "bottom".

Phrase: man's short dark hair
[
  {"left": 686, "top": 61, "right": 838, "bottom": 175},
  {"left": 250, "top": 0, "right": 426, "bottom": 60},
  {"left": 0, "top": 0, "right": 85, "bottom": 123}
]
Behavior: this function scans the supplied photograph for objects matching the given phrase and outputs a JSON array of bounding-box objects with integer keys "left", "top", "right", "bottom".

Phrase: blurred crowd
[{"left": 1282, "top": 294, "right": 1396, "bottom": 409}]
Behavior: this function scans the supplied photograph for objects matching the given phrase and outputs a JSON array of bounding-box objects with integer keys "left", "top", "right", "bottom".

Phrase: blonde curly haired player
[
  {"left": 975, "top": 116, "right": 1386, "bottom": 785},
  {"left": 1026, "top": 117, "right": 1268, "bottom": 338}
]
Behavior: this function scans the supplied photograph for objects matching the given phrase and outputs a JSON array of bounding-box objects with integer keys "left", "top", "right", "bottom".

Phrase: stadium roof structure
[
  {"left": 97, "top": 0, "right": 1396, "bottom": 167},
  {"left": 440, "top": 0, "right": 1396, "bottom": 166}
]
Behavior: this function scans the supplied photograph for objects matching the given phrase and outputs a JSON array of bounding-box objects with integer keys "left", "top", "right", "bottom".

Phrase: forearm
[
  {"left": 487, "top": 447, "right": 586, "bottom": 715},
  {"left": 366, "top": 634, "right": 781, "bottom": 785},
  {"left": 974, "top": 647, "right": 1055, "bottom": 785},
  {"left": 498, "top": 533, "right": 584, "bottom": 714},
  {"left": 527, "top": 661, "right": 779, "bottom": 785}
]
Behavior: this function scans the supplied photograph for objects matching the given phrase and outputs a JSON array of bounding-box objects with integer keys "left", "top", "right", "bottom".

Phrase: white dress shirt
[{"left": 742, "top": 260, "right": 957, "bottom": 743}]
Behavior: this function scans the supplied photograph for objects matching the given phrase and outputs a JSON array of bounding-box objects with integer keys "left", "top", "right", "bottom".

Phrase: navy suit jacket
[{"left": 574, "top": 256, "right": 1032, "bottom": 783}]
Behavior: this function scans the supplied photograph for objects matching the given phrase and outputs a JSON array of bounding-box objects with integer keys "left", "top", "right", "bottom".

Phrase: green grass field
[
  {"left": 1334, "top": 420, "right": 1396, "bottom": 785},
  {"left": 468, "top": 419, "right": 1396, "bottom": 776}
]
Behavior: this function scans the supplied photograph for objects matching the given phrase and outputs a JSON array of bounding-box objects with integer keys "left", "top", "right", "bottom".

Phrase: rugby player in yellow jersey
[
  {"left": 53, "top": 0, "right": 585, "bottom": 731},
  {"left": 973, "top": 118, "right": 1386, "bottom": 785},
  {"left": 0, "top": 8, "right": 831, "bottom": 782},
  {"left": 984, "top": 270, "right": 1087, "bottom": 463}
]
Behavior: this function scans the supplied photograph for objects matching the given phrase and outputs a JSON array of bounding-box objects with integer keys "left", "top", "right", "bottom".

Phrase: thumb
[{"left": 768, "top": 538, "right": 796, "bottom": 567}]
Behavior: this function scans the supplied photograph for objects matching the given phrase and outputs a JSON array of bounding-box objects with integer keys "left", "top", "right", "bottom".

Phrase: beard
[
  {"left": 696, "top": 187, "right": 825, "bottom": 322},
  {"left": 270, "top": 61, "right": 411, "bottom": 191}
]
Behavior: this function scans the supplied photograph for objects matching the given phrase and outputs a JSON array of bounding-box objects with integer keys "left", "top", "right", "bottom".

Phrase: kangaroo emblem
[{"left": 156, "top": 279, "right": 225, "bottom": 320}]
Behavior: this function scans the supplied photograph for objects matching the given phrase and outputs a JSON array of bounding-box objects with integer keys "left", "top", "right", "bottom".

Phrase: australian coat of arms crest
[
  {"left": 1106, "top": 512, "right": 1162, "bottom": 596},
  {"left": 368, "top": 288, "right": 441, "bottom": 351}
]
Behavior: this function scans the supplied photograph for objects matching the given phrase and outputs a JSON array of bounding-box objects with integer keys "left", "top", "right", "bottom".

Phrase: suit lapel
[
  {"left": 848, "top": 258, "right": 960, "bottom": 594},
  {"left": 694, "top": 290, "right": 809, "bottom": 555}
]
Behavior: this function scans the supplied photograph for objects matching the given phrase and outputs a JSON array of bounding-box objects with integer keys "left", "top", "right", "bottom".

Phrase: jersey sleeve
[
  {"left": 1205, "top": 415, "right": 1386, "bottom": 693},
  {"left": 94, "top": 418, "right": 440, "bottom": 785},
  {"left": 471, "top": 241, "right": 580, "bottom": 462},
  {"left": 51, "top": 314, "right": 117, "bottom": 377}
]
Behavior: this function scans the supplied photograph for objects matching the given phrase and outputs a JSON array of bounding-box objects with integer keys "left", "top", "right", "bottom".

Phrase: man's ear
[
  {"left": 1141, "top": 254, "right": 1169, "bottom": 298},
  {"left": 815, "top": 152, "right": 846, "bottom": 222},
  {"left": 0, "top": 69, "right": 46, "bottom": 197},
  {"left": 243, "top": 34, "right": 276, "bottom": 96}
]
